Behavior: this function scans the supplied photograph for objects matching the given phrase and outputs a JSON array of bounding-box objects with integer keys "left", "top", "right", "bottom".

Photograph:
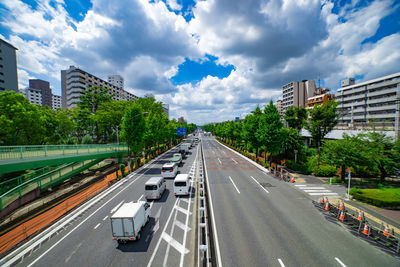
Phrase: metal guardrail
[
  {"left": 0, "top": 144, "right": 127, "bottom": 161},
  {"left": 198, "top": 145, "right": 211, "bottom": 267},
  {"left": 0, "top": 160, "right": 99, "bottom": 211}
]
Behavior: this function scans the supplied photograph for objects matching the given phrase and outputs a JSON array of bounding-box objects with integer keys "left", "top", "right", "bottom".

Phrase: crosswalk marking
[
  {"left": 162, "top": 232, "right": 189, "bottom": 254},
  {"left": 295, "top": 184, "right": 338, "bottom": 197}
]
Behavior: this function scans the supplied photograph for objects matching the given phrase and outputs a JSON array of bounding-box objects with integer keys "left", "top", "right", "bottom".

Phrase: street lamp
[{"left": 127, "top": 112, "right": 148, "bottom": 172}]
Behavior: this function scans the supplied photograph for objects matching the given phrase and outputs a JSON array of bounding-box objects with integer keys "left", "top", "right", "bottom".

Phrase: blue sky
[{"left": 0, "top": 0, "right": 399, "bottom": 124}]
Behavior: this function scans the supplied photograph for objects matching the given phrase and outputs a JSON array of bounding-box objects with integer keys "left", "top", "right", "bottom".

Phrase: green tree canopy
[{"left": 284, "top": 106, "right": 308, "bottom": 131}]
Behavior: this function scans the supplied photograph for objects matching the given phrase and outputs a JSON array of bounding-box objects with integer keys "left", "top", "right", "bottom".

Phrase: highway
[
  {"left": 202, "top": 136, "right": 400, "bottom": 267},
  {"left": 7, "top": 143, "right": 199, "bottom": 267}
]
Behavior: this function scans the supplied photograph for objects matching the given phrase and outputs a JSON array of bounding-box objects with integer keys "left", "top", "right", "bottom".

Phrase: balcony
[
  {"left": 367, "top": 104, "right": 397, "bottom": 112},
  {"left": 367, "top": 112, "right": 397, "bottom": 119},
  {"left": 367, "top": 79, "right": 400, "bottom": 90},
  {"left": 367, "top": 87, "right": 397, "bottom": 97},
  {"left": 340, "top": 86, "right": 366, "bottom": 95},
  {"left": 368, "top": 96, "right": 397, "bottom": 104},
  {"left": 342, "top": 94, "right": 366, "bottom": 102}
]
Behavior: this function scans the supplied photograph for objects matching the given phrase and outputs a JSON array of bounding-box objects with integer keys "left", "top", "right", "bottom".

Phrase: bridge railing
[{"left": 0, "top": 144, "right": 128, "bottom": 161}]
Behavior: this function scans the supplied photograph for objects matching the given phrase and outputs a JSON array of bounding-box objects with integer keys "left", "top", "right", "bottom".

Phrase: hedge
[{"left": 350, "top": 187, "right": 400, "bottom": 208}]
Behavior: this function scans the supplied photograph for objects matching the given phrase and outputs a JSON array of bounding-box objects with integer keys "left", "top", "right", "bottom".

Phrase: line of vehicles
[{"left": 111, "top": 134, "right": 200, "bottom": 243}]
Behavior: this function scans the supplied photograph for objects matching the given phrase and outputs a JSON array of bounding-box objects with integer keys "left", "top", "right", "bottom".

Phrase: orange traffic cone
[
  {"left": 290, "top": 176, "right": 295, "bottom": 183},
  {"left": 357, "top": 211, "right": 364, "bottom": 221},
  {"left": 383, "top": 224, "right": 390, "bottom": 237},
  {"left": 320, "top": 197, "right": 325, "bottom": 204},
  {"left": 362, "top": 223, "right": 370, "bottom": 235},
  {"left": 339, "top": 211, "right": 345, "bottom": 221},
  {"left": 338, "top": 200, "right": 344, "bottom": 211},
  {"left": 324, "top": 201, "right": 330, "bottom": 211}
]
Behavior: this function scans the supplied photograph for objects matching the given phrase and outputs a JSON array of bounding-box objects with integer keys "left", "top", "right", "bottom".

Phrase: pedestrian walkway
[{"left": 294, "top": 184, "right": 339, "bottom": 197}]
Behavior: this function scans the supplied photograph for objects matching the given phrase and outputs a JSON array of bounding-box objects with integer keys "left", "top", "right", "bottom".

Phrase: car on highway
[
  {"left": 144, "top": 177, "right": 166, "bottom": 200},
  {"left": 170, "top": 153, "right": 183, "bottom": 167},
  {"left": 161, "top": 162, "right": 178, "bottom": 178},
  {"left": 174, "top": 174, "right": 190, "bottom": 196},
  {"left": 111, "top": 201, "right": 150, "bottom": 243}
]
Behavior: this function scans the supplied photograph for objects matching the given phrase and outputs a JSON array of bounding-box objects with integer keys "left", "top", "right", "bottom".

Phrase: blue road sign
[{"left": 177, "top": 127, "right": 187, "bottom": 136}]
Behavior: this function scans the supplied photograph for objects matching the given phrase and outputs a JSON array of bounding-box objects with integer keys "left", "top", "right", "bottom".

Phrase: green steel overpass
[{"left": 0, "top": 144, "right": 128, "bottom": 175}]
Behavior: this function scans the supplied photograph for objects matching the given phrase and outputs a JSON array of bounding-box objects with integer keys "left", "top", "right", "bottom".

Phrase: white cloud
[{"left": 1, "top": 0, "right": 399, "bottom": 124}]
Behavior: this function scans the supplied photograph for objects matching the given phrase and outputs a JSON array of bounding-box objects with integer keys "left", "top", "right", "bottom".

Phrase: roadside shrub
[
  {"left": 314, "top": 164, "right": 337, "bottom": 177},
  {"left": 285, "top": 160, "right": 312, "bottom": 175},
  {"left": 82, "top": 135, "right": 93, "bottom": 144},
  {"left": 63, "top": 136, "right": 78, "bottom": 145},
  {"left": 120, "top": 164, "right": 126, "bottom": 177},
  {"left": 350, "top": 187, "right": 400, "bottom": 207}
]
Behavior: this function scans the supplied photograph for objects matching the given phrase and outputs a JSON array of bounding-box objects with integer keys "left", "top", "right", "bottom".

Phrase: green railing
[
  {"left": 0, "top": 159, "right": 101, "bottom": 211},
  {"left": 0, "top": 166, "right": 58, "bottom": 196},
  {"left": 0, "top": 144, "right": 127, "bottom": 161}
]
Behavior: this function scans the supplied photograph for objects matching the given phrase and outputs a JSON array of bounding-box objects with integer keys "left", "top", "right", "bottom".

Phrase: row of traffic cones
[
  {"left": 268, "top": 168, "right": 295, "bottom": 182},
  {"left": 320, "top": 197, "right": 394, "bottom": 239}
]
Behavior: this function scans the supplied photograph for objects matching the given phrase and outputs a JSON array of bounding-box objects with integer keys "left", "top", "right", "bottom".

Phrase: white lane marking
[
  {"left": 278, "top": 258, "right": 285, "bottom": 267},
  {"left": 250, "top": 176, "right": 269, "bottom": 194},
  {"left": 24, "top": 151, "right": 172, "bottom": 267},
  {"left": 309, "top": 192, "right": 338, "bottom": 196},
  {"left": 138, "top": 194, "right": 144, "bottom": 201},
  {"left": 175, "top": 220, "right": 191, "bottom": 232},
  {"left": 202, "top": 142, "right": 223, "bottom": 267},
  {"left": 163, "top": 201, "right": 181, "bottom": 267},
  {"left": 110, "top": 200, "right": 124, "bottom": 213},
  {"left": 295, "top": 185, "right": 306, "bottom": 187},
  {"left": 231, "top": 158, "right": 238, "bottom": 164},
  {"left": 228, "top": 176, "right": 241, "bottom": 194},
  {"left": 335, "top": 257, "right": 347, "bottom": 267},
  {"left": 102, "top": 216, "right": 108, "bottom": 221},
  {"left": 300, "top": 187, "right": 326, "bottom": 190},
  {"left": 218, "top": 158, "right": 222, "bottom": 164},
  {"left": 303, "top": 190, "right": 332, "bottom": 193},
  {"left": 147, "top": 198, "right": 180, "bottom": 267},
  {"left": 93, "top": 223, "right": 100, "bottom": 229},
  {"left": 162, "top": 232, "right": 189, "bottom": 254},
  {"left": 175, "top": 205, "right": 192, "bottom": 216}
]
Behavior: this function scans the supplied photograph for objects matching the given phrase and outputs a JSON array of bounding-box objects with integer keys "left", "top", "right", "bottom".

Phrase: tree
[
  {"left": 321, "top": 135, "right": 369, "bottom": 181},
  {"left": 284, "top": 106, "right": 308, "bottom": 131},
  {"left": 0, "top": 91, "right": 44, "bottom": 145},
  {"left": 306, "top": 100, "right": 340, "bottom": 175},
  {"left": 121, "top": 104, "right": 146, "bottom": 171},
  {"left": 95, "top": 100, "right": 131, "bottom": 143},
  {"left": 77, "top": 86, "right": 113, "bottom": 143},
  {"left": 280, "top": 127, "right": 303, "bottom": 157},
  {"left": 256, "top": 101, "right": 283, "bottom": 163},
  {"left": 243, "top": 106, "right": 263, "bottom": 157},
  {"left": 359, "top": 132, "right": 400, "bottom": 183}
]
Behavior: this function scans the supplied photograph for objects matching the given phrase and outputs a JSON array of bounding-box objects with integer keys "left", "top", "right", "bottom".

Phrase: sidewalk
[{"left": 291, "top": 172, "right": 400, "bottom": 229}]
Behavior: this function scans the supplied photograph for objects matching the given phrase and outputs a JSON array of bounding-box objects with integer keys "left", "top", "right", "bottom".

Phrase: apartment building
[
  {"left": 306, "top": 88, "right": 335, "bottom": 109},
  {"left": 23, "top": 87, "right": 42, "bottom": 106},
  {"left": 0, "top": 38, "right": 18, "bottom": 92},
  {"left": 275, "top": 99, "right": 283, "bottom": 119},
  {"left": 336, "top": 73, "right": 400, "bottom": 134},
  {"left": 282, "top": 80, "right": 316, "bottom": 113},
  {"left": 61, "top": 66, "right": 138, "bottom": 108},
  {"left": 162, "top": 103, "right": 169, "bottom": 118},
  {"left": 52, "top": 94, "right": 62, "bottom": 109},
  {"left": 108, "top": 75, "right": 124, "bottom": 89}
]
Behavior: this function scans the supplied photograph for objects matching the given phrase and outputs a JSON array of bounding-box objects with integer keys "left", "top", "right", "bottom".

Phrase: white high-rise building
[
  {"left": 108, "top": 75, "right": 124, "bottom": 89},
  {"left": 23, "top": 88, "right": 42, "bottom": 106},
  {"left": 61, "top": 66, "right": 138, "bottom": 108},
  {"left": 52, "top": 94, "right": 62, "bottom": 110}
]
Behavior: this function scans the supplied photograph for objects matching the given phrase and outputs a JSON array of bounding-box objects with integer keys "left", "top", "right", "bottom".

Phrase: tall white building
[
  {"left": 282, "top": 80, "right": 316, "bottom": 113},
  {"left": 23, "top": 88, "right": 42, "bottom": 106},
  {"left": 52, "top": 94, "right": 62, "bottom": 109},
  {"left": 336, "top": 72, "right": 400, "bottom": 137},
  {"left": 108, "top": 75, "right": 124, "bottom": 89},
  {"left": 61, "top": 66, "right": 138, "bottom": 108},
  {"left": 162, "top": 103, "right": 169, "bottom": 118}
]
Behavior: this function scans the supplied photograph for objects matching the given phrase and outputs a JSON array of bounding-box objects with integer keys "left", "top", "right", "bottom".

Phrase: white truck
[
  {"left": 180, "top": 143, "right": 190, "bottom": 153},
  {"left": 111, "top": 201, "right": 151, "bottom": 243}
]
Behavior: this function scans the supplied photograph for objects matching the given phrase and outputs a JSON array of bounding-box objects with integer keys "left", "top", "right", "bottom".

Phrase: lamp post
[{"left": 127, "top": 112, "right": 148, "bottom": 172}]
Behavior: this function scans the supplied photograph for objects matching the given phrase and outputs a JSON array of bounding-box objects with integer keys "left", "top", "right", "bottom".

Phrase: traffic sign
[{"left": 177, "top": 127, "right": 187, "bottom": 136}]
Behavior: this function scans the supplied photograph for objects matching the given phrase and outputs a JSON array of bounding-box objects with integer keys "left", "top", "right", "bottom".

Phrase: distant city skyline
[{"left": 0, "top": 0, "right": 399, "bottom": 124}]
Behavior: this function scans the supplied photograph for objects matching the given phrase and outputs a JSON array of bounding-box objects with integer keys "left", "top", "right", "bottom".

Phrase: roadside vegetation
[{"left": 203, "top": 100, "right": 400, "bottom": 207}]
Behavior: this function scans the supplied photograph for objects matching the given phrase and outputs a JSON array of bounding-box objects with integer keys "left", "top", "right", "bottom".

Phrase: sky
[{"left": 0, "top": 0, "right": 399, "bottom": 125}]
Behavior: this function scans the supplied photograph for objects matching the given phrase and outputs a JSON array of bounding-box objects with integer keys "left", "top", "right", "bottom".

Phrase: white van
[
  {"left": 174, "top": 174, "right": 190, "bottom": 196},
  {"left": 161, "top": 163, "right": 178, "bottom": 178},
  {"left": 144, "top": 177, "right": 166, "bottom": 200}
]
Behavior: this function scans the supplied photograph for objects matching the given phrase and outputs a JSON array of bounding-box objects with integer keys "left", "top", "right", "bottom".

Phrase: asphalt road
[
  {"left": 11, "top": 143, "right": 199, "bottom": 267},
  {"left": 202, "top": 136, "right": 400, "bottom": 267}
]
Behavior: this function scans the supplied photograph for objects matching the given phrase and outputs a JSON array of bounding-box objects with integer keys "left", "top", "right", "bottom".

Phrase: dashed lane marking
[
  {"left": 278, "top": 258, "right": 285, "bottom": 267},
  {"left": 110, "top": 200, "right": 124, "bottom": 213},
  {"left": 335, "top": 257, "right": 346, "bottom": 267},
  {"left": 93, "top": 223, "right": 100, "bottom": 230},
  {"left": 102, "top": 216, "right": 108, "bottom": 221},
  {"left": 228, "top": 176, "right": 241, "bottom": 194}
]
